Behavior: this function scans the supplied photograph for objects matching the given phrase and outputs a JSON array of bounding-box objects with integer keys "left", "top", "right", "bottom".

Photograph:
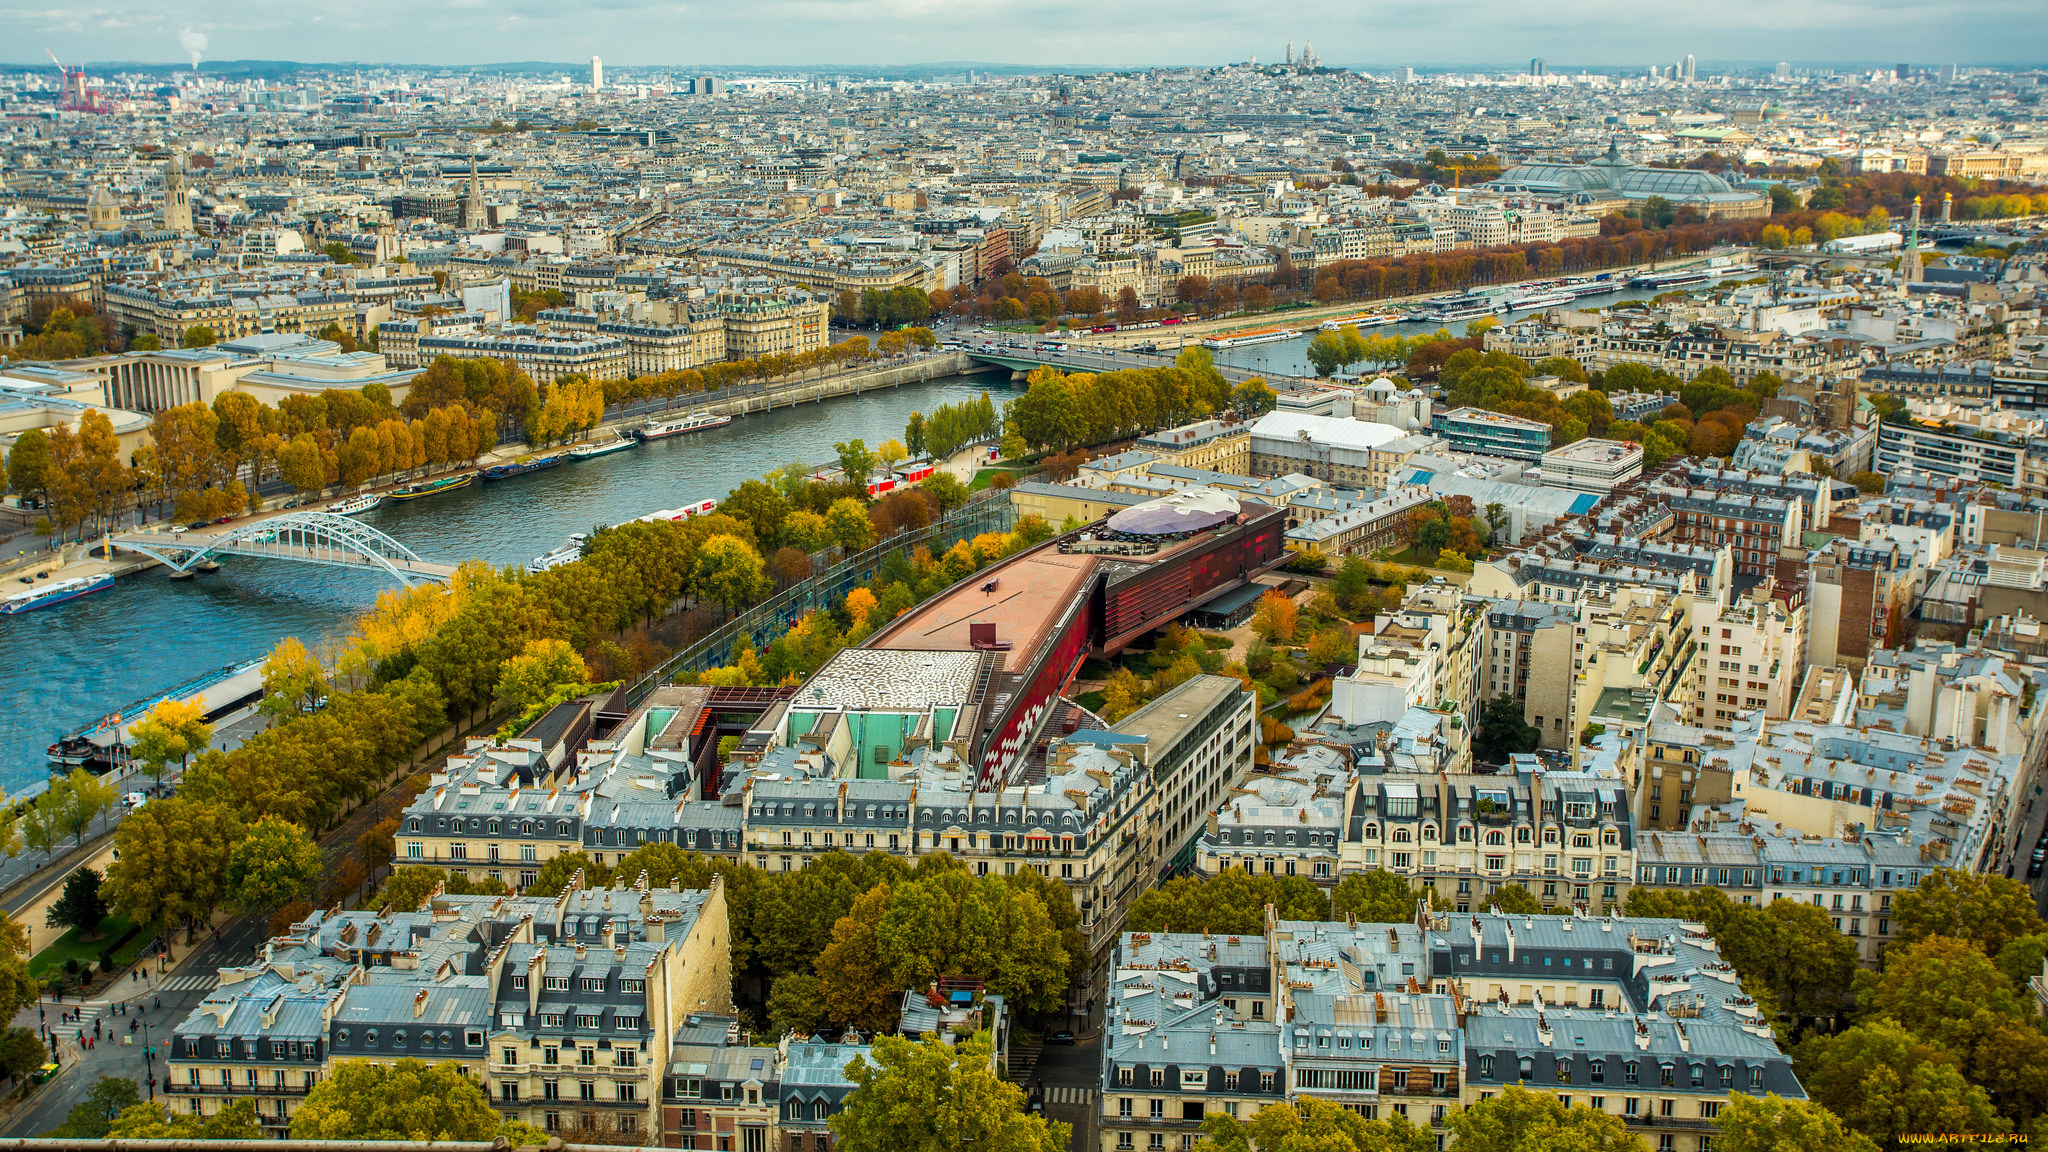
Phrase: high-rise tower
[{"left": 591, "top": 56, "right": 603, "bottom": 90}]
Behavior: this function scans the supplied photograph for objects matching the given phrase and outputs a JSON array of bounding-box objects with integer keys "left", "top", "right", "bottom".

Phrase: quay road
[
  {"left": 0, "top": 915, "right": 272, "bottom": 1137},
  {"left": 964, "top": 338, "right": 1306, "bottom": 388}
]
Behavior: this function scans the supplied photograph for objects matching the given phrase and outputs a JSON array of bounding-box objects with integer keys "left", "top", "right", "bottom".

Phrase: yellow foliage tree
[{"left": 1251, "top": 591, "right": 1300, "bottom": 644}]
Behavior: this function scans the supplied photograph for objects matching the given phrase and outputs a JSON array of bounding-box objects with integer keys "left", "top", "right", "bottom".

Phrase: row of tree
[
  {"left": 906, "top": 391, "right": 1001, "bottom": 461},
  {"left": 1000, "top": 350, "right": 1232, "bottom": 454}
]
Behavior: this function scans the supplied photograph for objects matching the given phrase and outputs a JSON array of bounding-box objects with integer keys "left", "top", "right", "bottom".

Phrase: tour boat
[
  {"left": 634, "top": 412, "right": 733, "bottom": 441},
  {"left": 634, "top": 498, "right": 719, "bottom": 523},
  {"left": 1629, "top": 267, "right": 1714, "bottom": 290},
  {"left": 1319, "top": 311, "right": 1403, "bottom": 331},
  {"left": 327, "top": 494, "right": 382, "bottom": 516},
  {"left": 3, "top": 572, "right": 113, "bottom": 615},
  {"left": 525, "top": 533, "right": 588, "bottom": 575},
  {"left": 1199, "top": 327, "right": 1299, "bottom": 351}
]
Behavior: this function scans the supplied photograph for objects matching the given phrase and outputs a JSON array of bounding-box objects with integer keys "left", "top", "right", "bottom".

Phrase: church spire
[{"left": 464, "top": 151, "right": 485, "bottom": 231}]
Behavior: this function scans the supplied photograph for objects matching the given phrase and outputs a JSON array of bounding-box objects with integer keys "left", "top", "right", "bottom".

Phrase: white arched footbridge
[{"left": 110, "top": 511, "right": 458, "bottom": 587}]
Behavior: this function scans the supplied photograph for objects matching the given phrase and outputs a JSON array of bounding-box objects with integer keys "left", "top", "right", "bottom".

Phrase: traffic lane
[{"left": 1034, "top": 1037, "right": 1100, "bottom": 1152}]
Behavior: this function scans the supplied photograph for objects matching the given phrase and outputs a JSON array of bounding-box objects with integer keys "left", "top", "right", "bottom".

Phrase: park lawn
[
  {"left": 969, "top": 464, "right": 1034, "bottom": 492},
  {"left": 29, "top": 913, "right": 136, "bottom": 979}
]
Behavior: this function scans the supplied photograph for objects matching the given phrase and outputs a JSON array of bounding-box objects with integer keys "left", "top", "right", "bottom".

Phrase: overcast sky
[{"left": 6, "top": 0, "right": 2045, "bottom": 70}]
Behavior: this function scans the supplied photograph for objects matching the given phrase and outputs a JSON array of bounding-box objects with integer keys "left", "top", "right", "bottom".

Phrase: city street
[
  {"left": 0, "top": 914, "right": 271, "bottom": 1136},
  {"left": 1033, "top": 1037, "right": 1101, "bottom": 1152}
]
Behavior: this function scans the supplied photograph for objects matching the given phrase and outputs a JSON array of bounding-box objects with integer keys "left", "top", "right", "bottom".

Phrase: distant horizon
[{"left": 2, "top": 56, "right": 2044, "bottom": 75}]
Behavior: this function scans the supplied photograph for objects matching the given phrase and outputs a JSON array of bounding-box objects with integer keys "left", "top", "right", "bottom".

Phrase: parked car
[{"left": 1046, "top": 1030, "right": 1076, "bottom": 1046}]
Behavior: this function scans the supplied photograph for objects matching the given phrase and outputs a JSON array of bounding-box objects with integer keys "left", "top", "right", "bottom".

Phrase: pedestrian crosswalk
[
  {"left": 1041, "top": 1087, "right": 1097, "bottom": 1106},
  {"left": 160, "top": 974, "right": 219, "bottom": 993}
]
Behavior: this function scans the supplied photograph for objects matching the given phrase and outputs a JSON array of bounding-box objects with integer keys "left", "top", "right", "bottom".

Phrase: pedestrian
[{"left": 153, "top": 997, "right": 160, "bottom": 1008}]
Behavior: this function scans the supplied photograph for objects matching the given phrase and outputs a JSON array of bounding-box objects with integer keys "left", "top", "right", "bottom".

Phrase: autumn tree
[
  {"left": 128, "top": 697, "right": 213, "bottom": 784},
  {"left": 102, "top": 797, "right": 245, "bottom": 938},
  {"left": 292, "top": 1059, "right": 536, "bottom": 1142}
]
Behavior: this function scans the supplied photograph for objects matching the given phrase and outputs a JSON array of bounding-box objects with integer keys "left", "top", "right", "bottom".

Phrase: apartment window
[
  {"left": 579, "top": 1082, "right": 596, "bottom": 1101},
  {"left": 544, "top": 976, "right": 570, "bottom": 992}
]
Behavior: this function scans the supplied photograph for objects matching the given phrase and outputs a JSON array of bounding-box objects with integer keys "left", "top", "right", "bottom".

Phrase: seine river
[
  {"left": 0, "top": 376, "right": 1000, "bottom": 793},
  {"left": 0, "top": 271, "right": 1757, "bottom": 791}
]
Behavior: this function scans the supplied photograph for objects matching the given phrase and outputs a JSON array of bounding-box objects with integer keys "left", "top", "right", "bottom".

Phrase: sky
[{"left": 4, "top": 0, "right": 2044, "bottom": 70}]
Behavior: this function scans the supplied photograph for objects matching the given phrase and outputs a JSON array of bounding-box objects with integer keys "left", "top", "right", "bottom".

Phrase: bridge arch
[{"left": 112, "top": 511, "right": 451, "bottom": 587}]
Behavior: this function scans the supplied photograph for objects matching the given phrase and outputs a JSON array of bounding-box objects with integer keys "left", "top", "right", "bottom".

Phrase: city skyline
[{"left": 3, "top": 0, "right": 2043, "bottom": 72}]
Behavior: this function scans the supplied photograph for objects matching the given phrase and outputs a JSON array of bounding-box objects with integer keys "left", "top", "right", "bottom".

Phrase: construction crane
[{"left": 44, "top": 48, "right": 111, "bottom": 113}]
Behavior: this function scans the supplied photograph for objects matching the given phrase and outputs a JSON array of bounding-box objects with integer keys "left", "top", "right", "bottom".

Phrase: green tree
[
  {"left": 920, "top": 472, "right": 970, "bottom": 512},
  {"left": 815, "top": 885, "right": 902, "bottom": 1031},
  {"left": 494, "top": 637, "right": 590, "bottom": 718},
  {"left": 1712, "top": 1094, "right": 1877, "bottom": 1152},
  {"left": 835, "top": 439, "right": 878, "bottom": 491},
  {"left": 904, "top": 411, "right": 927, "bottom": 460},
  {"left": 1128, "top": 871, "right": 1329, "bottom": 935},
  {"left": 321, "top": 241, "right": 358, "bottom": 266},
  {"left": 1231, "top": 379, "right": 1279, "bottom": 418},
  {"left": 873, "top": 867, "right": 1072, "bottom": 1015},
  {"left": 109, "top": 1099, "right": 262, "bottom": 1139},
  {"left": 5, "top": 427, "right": 50, "bottom": 505},
  {"left": 767, "top": 972, "right": 829, "bottom": 1037},
  {"left": 181, "top": 324, "right": 217, "bottom": 349},
  {"left": 45, "top": 866, "right": 107, "bottom": 937},
  {"left": 0, "top": 1026, "right": 46, "bottom": 1084},
  {"left": 1487, "top": 883, "right": 1546, "bottom": 914},
  {"left": 291, "top": 1059, "right": 523, "bottom": 1141},
  {"left": 1198, "top": 1097, "right": 1433, "bottom": 1152},
  {"left": 377, "top": 865, "right": 453, "bottom": 913},
  {"left": 102, "top": 797, "right": 245, "bottom": 936},
  {"left": 1330, "top": 869, "right": 1419, "bottom": 923},
  {"left": 831, "top": 1033, "right": 1069, "bottom": 1152},
  {"left": 1892, "top": 868, "right": 2045, "bottom": 959},
  {"left": 1794, "top": 1019, "right": 2005, "bottom": 1147},
  {"left": 826, "top": 497, "right": 876, "bottom": 551},
  {"left": 1446, "top": 1084, "right": 1643, "bottom": 1152},
  {"left": 227, "top": 816, "right": 324, "bottom": 916},
  {"left": 1305, "top": 331, "right": 1348, "bottom": 377},
  {"left": 47, "top": 1075, "right": 140, "bottom": 1138},
  {"left": 40, "top": 768, "right": 118, "bottom": 847},
  {"left": 1473, "top": 695, "right": 1540, "bottom": 762},
  {"left": 724, "top": 478, "right": 791, "bottom": 550},
  {"left": 1857, "top": 934, "right": 2032, "bottom": 1057},
  {"left": 526, "top": 851, "right": 610, "bottom": 897},
  {"left": 0, "top": 914, "right": 34, "bottom": 1020}
]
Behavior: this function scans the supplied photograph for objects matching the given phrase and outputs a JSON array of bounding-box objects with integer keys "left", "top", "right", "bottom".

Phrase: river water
[{"left": 0, "top": 375, "right": 1000, "bottom": 792}]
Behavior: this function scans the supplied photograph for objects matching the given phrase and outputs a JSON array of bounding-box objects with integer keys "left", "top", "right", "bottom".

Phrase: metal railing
[{"left": 612, "top": 491, "right": 1017, "bottom": 712}]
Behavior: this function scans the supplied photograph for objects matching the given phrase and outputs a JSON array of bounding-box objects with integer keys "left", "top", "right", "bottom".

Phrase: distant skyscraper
[
  {"left": 1895, "top": 63, "right": 1911, "bottom": 80},
  {"left": 591, "top": 56, "right": 603, "bottom": 90},
  {"left": 1683, "top": 54, "right": 1696, "bottom": 81},
  {"left": 1531, "top": 58, "right": 1546, "bottom": 77},
  {"left": 1774, "top": 61, "right": 1791, "bottom": 79},
  {"left": 1398, "top": 66, "right": 1415, "bottom": 83},
  {"left": 1937, "top": 63, "right": 1957, "bottom": 84}
]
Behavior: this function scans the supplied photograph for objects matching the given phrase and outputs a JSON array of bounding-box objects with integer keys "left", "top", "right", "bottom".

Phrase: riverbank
[
  {"left": 1069, "top": 250, "right": 1748, "bottom": 349},
  {"left": 16, "top": 353, "right": 1004, "bottom": 594},
  {"left": 0, "top": 375, "right": 1002, "bottom": 789}
]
